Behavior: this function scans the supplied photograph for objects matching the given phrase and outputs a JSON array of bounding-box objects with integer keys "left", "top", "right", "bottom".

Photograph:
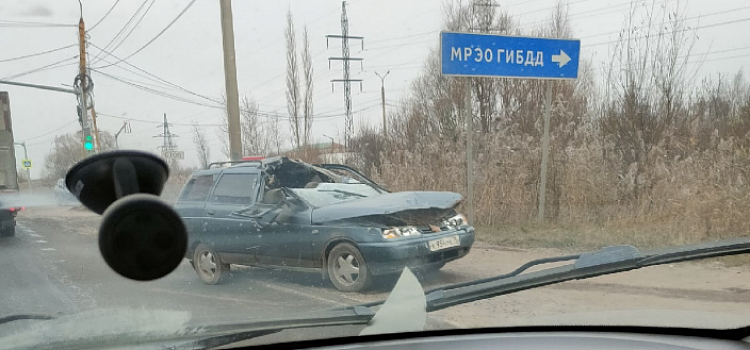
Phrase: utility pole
[
  {"left": 90, "top": 104, "right": 102, "bottom": 152},
  {"left": 77, "top": 17, "right": 93, "bottom": 156},
  {"left": 326, "top": 1, "right": 363, "bottom": 150},
  {"left": 154, "top": 114, "right": 183, "bottom": 168},
  {"left": 154, "top": 113, "right": 178, "bottom": 153},
  {"left": 375, "top": 70, "right": 390, "bottom": 137},
  {"left": 76, "top": 16, "right": 102, "bottom": 155},
  {"left": 219, "top": 0, "right": 242, "bottom": 161}
]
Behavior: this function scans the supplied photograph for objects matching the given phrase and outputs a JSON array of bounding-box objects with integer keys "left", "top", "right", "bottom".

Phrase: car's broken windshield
[{"left": 290, "top": 183, "right": 381, "bottom": 207}]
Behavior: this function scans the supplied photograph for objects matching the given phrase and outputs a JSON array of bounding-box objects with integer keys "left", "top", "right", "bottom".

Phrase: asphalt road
[{"left": 0, "top": 209, "right": 454, "bottom": 346}]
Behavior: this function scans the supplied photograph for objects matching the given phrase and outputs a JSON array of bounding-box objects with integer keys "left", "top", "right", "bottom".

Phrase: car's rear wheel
[
  {"left": 193, "top": 244, "right": 228, "bottom": 285},
  {"left": 327, "top": 243, "right": 371, "bottom": 292},
  {"left": 0, "top": 226, "right": 15, "bottom": 237}
]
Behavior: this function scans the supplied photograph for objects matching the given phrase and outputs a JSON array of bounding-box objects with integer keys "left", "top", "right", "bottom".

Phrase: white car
[{"left": 53, "top": 179, "right": 78, "bottom": 206}]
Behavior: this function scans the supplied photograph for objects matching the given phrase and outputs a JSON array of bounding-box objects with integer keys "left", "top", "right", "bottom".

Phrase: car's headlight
[
  {"left": 382, "top": 226, "right": 422, "bottom": 239},
  {"left": 445, "top": 213, "right": 468, "bottom": 228}
]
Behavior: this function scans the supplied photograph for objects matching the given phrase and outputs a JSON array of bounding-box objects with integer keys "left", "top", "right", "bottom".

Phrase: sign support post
[
  {"left": 538, "top": 81, "right": 553, "bottom": 223},
  {"left": 465, "top": 79, "right": 474, "bottom": 224}
]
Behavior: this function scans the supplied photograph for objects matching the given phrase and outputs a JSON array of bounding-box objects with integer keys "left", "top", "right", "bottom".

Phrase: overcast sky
[{"left": 2, "top": 0, "right": 749, "bottom": 178}]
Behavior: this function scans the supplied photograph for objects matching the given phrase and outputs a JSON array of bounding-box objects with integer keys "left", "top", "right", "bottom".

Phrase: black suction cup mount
[{"left": 65, "top": 151, "right": 187, "bottom": 281}]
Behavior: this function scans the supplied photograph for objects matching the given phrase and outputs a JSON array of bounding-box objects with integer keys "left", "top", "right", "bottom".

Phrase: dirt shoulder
[
  {"left": 432, "top": 240, "right": 750, "bottom": 328},
  {"left": 19, "top": 205, "right": 100, "bottom": 237}
]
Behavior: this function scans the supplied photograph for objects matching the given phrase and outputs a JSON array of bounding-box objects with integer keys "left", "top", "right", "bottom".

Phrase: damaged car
[{"left": 174, "top": 156, "right": 475, "bottom": 292}]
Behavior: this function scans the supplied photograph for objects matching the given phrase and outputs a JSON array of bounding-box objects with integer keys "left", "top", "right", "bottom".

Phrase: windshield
[
  {"left": 290, "top": 183, "right": 382, "bottom": 207},
  {"left": 2, "top": 0, "right": 750, "bottom": 349}
]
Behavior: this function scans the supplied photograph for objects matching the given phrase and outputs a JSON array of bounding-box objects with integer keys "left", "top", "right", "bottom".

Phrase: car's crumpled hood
[{"left": 311, "top": 191, "right": 462, "bottom": 224}]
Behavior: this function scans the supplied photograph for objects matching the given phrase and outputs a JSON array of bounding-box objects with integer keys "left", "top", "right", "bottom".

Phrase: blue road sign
[{"left": 441, "top": 32, "right": 580, "bottom": 79}]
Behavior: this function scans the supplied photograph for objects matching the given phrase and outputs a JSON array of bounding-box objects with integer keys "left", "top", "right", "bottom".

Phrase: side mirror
[{"left": 65, "top": 151, "right": 187, "bottom": 281}]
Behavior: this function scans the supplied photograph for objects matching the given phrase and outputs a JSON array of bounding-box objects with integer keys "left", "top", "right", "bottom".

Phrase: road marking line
[
  {"left": 35, "top": 240, "right": 48, "bottom": 244},
  {"left": 145, "top": 286, "right": 287, "bottom": 305},
  {"left": 28, "top": 233, "right": 43, "bottom": 238},
  {"left": 18, "top": 224, "right": 35, "bottom": 234},
  {"left": 262, "top": 282, "right": 347, "bottom": 306},
  {"left": 41, "top": 248, "right": 55, "bottom": 251}
]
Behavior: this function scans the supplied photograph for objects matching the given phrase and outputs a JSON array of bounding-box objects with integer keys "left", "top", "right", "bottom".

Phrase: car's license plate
[{"left": 428, "top": 235, "right": 460, "bottom": 252}]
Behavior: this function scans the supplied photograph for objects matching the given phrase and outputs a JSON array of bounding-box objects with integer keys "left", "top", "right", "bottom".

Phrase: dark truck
[
  {"left": 0, "top": 91, "right": 23, "bottom": 237},
  {"left": 174, "top": 156, "right": 475, "bottom": 292}
]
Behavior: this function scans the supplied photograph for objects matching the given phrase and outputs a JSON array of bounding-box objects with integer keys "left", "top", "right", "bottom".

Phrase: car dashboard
[
  {"left": 234, "top": 328, "right": 750, "bottom": 350},
  {"left": 312, "top": 332, "right": 750, "bottom": 350}
]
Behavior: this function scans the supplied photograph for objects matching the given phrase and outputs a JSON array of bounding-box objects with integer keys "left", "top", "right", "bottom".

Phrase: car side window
[
  {"left": 210, "top": 173, "right": 259, "bottom": 205},
  {"left": 180, "top": 175, "right": 215, "bottom": 202}
]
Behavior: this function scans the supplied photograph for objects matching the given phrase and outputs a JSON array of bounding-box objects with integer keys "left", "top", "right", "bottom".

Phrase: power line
[
  {"left": 0, "top": 44, "right": 76, "bottom": 63},
  {"left": 94, "top": 68, "right": 354, "bottom": 122},
  {"left": 589, "top": 17, "right": 750, "bottom": 48},
  {"left": 0, "top": 20, "right": 75, "bottom": 28},
  {"left": 581, "top": 5, "right": 750, "bottom": 42},
  {"left": 366, "top": 30, "right": 436, "bottom": 46},
  {"left": 90, "top": 0, "right": 151, "bottom": 64},
  {"left": 93, "top": 0, "right": 197, "bottom": 69},
  {"left": 23, "top": 120, "right": 79, "bottom": 142},
  {"left": 87, "top": 0, "right": 121, "bottom": 32},
  {"left": 247, "top": 48, "right": 330, "bottom": 103},
  {"left": 94, "top": 69, "right": 223, "bottom": 108},
  {"left": 91, "top": 67, "right": 184, "bottom": 91},
  {"left": 89, "top": 41, "right": 223, "bottom": 105},
  {"left": 1, "top": 56, "right": 77, "bottom": 80},
  {"left": 189, "top": 2, "right": 347, "bottom": 85},
  {"left": 508, "top": 0, "right": 594, "bottom": 19},
  {"left": 97, "top": 112, "right": 222, "bottom": 127},
  {"left": 592, "top": 46, "right": 750, "bottom": 73},
  {"left": 105, "top": 0, "right": 157, "bottom": 58},
  {"left": 515, "top": 0, "right": 664, "bottom": 31}
]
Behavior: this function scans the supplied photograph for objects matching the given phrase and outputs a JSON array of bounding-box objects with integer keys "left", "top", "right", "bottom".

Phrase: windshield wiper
[
  {"left": 184, "top": 306, "right": 375, "bottom": 349},
  {"left": 422, "top": 237, "right": 750, "bottom": 312},
  {"left": 318, "top": 189, "right": 367, "bottom": 198},
  {"left": 355, "top": 237, "right": 750, "bottom": 313},
  {"left": 0, "top": 314, "right": 55, "bottom": 325}
]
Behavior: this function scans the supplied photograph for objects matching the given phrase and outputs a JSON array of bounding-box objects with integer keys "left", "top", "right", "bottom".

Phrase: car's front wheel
[
  {"left": 327, "top": 243, "right": 371, "bottom": 292},
  {"left": 193, "top": 244, "right": 228, "bottom": 285}
]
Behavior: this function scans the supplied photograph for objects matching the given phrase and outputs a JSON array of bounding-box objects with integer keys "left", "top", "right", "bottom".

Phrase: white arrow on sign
[{"left": 551, "top": 50, "right": 571, "bottom": 68}]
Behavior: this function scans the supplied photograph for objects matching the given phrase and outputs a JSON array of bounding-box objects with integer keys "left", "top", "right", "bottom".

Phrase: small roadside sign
[
  {"left": 162, "top": 150, "right": 184, "bottom": 160},
  {"left": 439, "top": 31, "right": 581, "bottom": 224},
  {"left": 440, "top": 32, "right": 580, "bottom": 79},
  {"left": 21, "top": 159, "right": 31, "bottom": 169}
]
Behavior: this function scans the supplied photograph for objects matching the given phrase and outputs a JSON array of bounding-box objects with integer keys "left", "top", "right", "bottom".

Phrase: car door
[
  {"left": 254, "top": 191, "right": 316, "bottom": 269},
  {"left": 202, "top": 171, "right": 262, "bottom": 264}
]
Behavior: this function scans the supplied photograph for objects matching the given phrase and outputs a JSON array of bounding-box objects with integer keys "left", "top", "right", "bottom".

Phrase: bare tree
[
  {"left": 219, "top": 94, "right": 278, "bottom": 157},
  {"left": 268, "top": 114, "right": 284, "bottom": 155},
  {"left": 600, "top": 0, "right": 699, "bottom": 202},
  {"left": 240, "top": 96, "right": 273, "bottom": 156},
  {"left": 285, "top": 10, "right": 301, "bottom": 150},
  {"left": 192, "top": 121, "right": 211, "bottom": 169},
  {"left": 301, "top": 25, "right": 314, "bottom": 147}
]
